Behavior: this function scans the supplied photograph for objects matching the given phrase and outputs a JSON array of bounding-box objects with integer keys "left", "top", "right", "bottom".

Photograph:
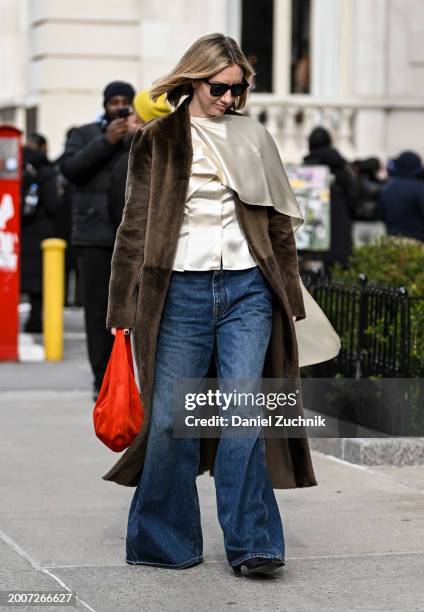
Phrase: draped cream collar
[
  {"left": 189, "top": 113, "right": 341, "bottom": 368},
  {"left": 190, "top": 114, "right": 303, "bottom": 233}
]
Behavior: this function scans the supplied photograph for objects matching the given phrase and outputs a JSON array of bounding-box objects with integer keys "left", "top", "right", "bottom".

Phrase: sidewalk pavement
[{"left": 0, "top": 308, "right": 423, "bottom": 611}]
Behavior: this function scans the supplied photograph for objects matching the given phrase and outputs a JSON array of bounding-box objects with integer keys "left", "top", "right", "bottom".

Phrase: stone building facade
[{"left": 0, "top": 0, "right": 423, "bottom": 162}]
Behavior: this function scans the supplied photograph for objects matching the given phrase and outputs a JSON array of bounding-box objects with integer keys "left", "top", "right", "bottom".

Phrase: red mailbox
[{"left": 0, "top": 126, "right": 22, "bottom": 361}]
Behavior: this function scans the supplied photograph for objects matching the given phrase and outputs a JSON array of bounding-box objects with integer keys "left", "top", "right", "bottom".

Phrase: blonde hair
[{"left": 150, "top": 33, "right": 255, "bottom": 110}]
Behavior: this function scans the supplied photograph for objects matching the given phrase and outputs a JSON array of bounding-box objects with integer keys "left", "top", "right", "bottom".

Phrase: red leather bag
[{"left": 93, "top": 330, "right": 144, "bottom": 452}]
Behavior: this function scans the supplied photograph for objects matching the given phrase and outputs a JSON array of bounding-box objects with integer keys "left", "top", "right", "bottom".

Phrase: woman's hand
[{"left": 111, "top": 327, "right": 130, "bottom": 336}]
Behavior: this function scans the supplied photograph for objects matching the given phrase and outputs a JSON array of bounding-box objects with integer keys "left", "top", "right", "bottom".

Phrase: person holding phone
[
  {"left": 107, "top": 90, "right": 172, "bottom": 233},
  {"left": 59, "top": 80, "right": 135, "bottom": 399}
]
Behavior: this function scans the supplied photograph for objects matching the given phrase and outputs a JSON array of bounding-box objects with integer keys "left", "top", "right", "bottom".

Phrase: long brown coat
[{"left": 104, "top": 97, "right": 318, "bottom": 489}]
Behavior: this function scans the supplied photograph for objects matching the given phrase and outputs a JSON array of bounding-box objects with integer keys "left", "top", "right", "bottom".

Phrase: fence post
[
  {"left": 356, "top": 273, "right": 368, "bottom": 378},
  {"left": 398, "top": 286, "right": 410, "bottom": 377}
]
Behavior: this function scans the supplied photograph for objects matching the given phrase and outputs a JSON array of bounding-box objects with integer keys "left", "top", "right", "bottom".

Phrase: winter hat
[
  {"left": 391, "top": 151, "right": 423, "bottom": 178},
  {"left": 103, "top": 81, "right": 136, "bottom": 106},
  {"left": 133, "top": 90, "right": 172, "bottom": 122},
  {"left": 308, "top": 127, "right": 332, "bottom": 152}
]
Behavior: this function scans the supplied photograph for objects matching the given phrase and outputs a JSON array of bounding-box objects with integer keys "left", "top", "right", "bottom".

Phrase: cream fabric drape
[
  {"left": 187, "top": 114, "right": 341, "bottom": 367},
  {"left": 172, "top": 123, "right": 258, "bottom": 271}
]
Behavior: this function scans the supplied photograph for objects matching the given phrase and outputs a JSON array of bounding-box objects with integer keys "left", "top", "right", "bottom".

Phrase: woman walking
[{"left": 105, "top": 33, "right": 339, "bottom": 576}]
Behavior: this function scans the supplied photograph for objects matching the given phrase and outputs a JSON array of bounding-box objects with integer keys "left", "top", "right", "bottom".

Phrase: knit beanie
[
  {"left": 103, "top": 81, "right": 136, "bottom": 106},
  {"left": 133, "top": 90, "right": 172, "bottom": 122},
  {"left": 392, "top": 151, "right": 423, "bottom": 178},
  {"left": 308, "top": 127, "right": 332, "bottom": 152}
]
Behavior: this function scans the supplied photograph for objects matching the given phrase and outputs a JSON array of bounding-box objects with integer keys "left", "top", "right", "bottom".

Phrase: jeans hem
[
  {"left": 125, "top": 555, "right": 203, "bottom": 569},
  {"left": 126, "top": 537, "right": 203, "bottom": 569},
  {"left": 229, "top": 552, "right": 285, "bottom": 567}
]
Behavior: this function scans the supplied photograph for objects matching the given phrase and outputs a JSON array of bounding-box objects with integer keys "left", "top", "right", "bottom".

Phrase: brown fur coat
[{"left": 104, "top": 97, "right": 318, "bottom": 489}]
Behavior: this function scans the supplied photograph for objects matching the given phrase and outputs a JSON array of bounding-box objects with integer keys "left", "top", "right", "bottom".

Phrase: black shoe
[{"left": 233, "top": 556, "right": 285, "bottom": 577}]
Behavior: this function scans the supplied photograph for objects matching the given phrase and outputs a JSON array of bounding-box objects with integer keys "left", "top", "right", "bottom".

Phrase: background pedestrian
[
  {"left": 21, "top": 133, "right": 63, "bottom": 332},
  {"left": 59, "top": 80, "right": 136, "bottom": 397},
  {"left": 303, "top": 126, "right": 359, "bottom": 271},
  {"left": 380, "top": 151, "right": 424, "bottom": 242}
]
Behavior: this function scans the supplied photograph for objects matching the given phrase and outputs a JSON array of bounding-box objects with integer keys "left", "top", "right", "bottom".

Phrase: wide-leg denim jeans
[{"left": 126, "top": 264, "right": 285, "bottom": 569}]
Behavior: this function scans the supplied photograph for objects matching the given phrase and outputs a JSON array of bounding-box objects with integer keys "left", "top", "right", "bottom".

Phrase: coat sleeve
[
  {"left": 59, "top": 127, "right": 116, "bottom": 185},
  {"left": 107, "top": 153, "right": 129, "bottom": 232},
  {"left": 267, "top": 208, "right": 306, "bottom": 321},
  {"left": 106, "top": 127, "right": 152, "bottom": 330}
]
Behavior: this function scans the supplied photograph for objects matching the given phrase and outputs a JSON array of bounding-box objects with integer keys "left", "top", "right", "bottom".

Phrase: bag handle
[{"left": 116, "top": 329, "right": 135, "bottom": 376}]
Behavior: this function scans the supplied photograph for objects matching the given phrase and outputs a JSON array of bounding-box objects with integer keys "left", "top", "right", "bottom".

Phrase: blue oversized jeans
[{"left": 126, "top": 264, "right": 285, "bottom": 569}]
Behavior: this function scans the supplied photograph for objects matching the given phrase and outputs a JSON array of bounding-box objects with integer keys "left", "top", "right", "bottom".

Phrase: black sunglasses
[{"left": 202, "top": 78, "right": 249, "bottom": 97}]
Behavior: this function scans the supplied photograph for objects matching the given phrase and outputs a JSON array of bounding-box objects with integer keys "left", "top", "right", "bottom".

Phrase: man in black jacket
[
  {"left": 107, "top": 89, "right": 172, "bottom": 232},
  {"left": 59, "top": 80, "right": 135, "bottom": 397}
]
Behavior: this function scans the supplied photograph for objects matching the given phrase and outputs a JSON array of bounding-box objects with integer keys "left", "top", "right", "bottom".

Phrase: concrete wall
[
  {"left": 0, "top": 0, "right": 423, "bottom": 160},
  {"left": 0, "top": 0, "right": 26, "bottom": 108},
  {"left": 0, "top": 0, "right": 234, "bottom": 156},
  {"left": 350, "top": 0, "right": 424, "bottom": 159},
  {"left": 25, "top": 0, "right": 141, "bottom": 156}
]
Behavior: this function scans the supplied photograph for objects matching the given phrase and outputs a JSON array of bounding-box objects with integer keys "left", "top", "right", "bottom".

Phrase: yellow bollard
[{"left": 41, "top": 238, "right": 67, "bottom": 361}]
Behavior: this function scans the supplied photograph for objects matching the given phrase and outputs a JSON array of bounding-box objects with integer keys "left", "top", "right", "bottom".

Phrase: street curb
[{"left": 309, "top": 437, "right": 424, "bottom": 466}]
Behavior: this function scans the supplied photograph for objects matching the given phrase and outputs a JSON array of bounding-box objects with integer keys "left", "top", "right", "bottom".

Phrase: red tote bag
[{"left": 93, "top": 330, "right": 144, "bottom": 452}]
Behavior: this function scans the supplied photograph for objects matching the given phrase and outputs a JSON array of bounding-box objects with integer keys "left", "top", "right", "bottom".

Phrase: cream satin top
[
  {"left": 169, "top": 107, "right": 341, "bottom": 368},
  {"left": 172, "top": 117, "right": 258, "bottom": 271}
]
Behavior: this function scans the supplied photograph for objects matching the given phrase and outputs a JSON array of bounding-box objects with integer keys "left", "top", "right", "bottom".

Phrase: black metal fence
[{"left": 302, "top": 272, "right": 424, "bottom": 378}]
